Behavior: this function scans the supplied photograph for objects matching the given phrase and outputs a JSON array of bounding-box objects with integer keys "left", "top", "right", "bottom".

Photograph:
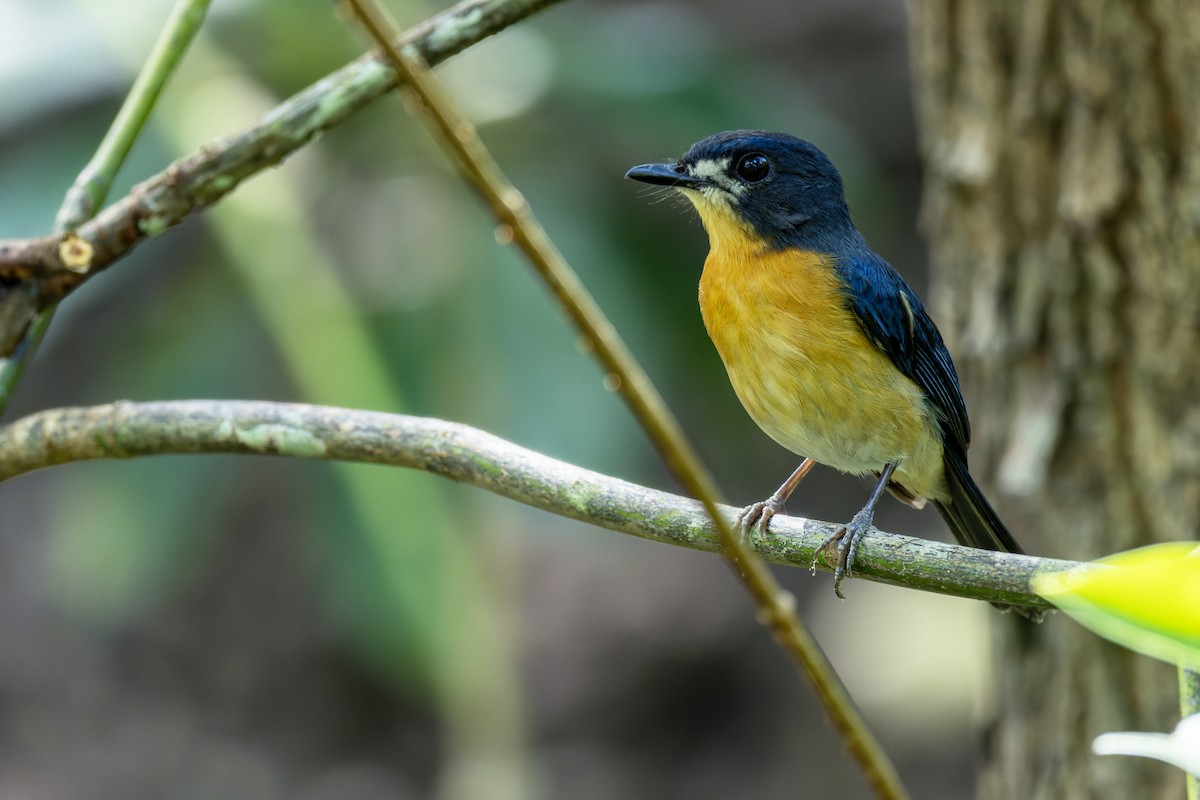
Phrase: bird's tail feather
[{"left": 933, "top": 449, "right": 1023, "bottom": 554}]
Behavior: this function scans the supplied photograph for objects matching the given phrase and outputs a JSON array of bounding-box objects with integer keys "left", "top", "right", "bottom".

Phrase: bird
[{"left": 625, "top": 129, "right": 1026, "bottom": 600}]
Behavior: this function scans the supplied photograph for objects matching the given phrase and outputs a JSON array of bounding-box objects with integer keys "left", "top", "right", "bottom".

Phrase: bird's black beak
[{"left": 625, "top": 162, "right": 706, "bottom": 189}]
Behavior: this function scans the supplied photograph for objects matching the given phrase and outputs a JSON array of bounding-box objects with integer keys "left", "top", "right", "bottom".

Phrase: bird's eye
[{"left": 734, "top": 153, "right": 770, "bottom": 183}]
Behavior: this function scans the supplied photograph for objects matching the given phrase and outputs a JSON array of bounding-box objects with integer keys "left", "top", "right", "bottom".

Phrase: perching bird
[{"left": 626, "top": 130, "right": 1025, "bottom": 598}]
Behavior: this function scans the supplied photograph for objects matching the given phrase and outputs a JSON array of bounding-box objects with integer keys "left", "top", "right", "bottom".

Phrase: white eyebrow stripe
[
  {"left": 689, "top": 157, "right": 747, "bottom": 197},
  {"left": 690, "top": 158, "right": 728, "bottom": 181}
]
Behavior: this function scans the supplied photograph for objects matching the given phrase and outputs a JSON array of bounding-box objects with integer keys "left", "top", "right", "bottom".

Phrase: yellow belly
[{"left": 698, "top": 245, "right": 948, "bottom": 502}]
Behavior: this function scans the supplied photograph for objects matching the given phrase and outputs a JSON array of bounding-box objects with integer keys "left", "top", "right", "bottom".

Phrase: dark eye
[{"left": 735, "top": 153, "right": 770, "bottom": 183}]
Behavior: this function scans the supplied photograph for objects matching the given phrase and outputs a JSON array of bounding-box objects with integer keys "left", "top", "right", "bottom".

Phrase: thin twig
[
  {"left": 57, "top": 0, "right": 214, "bottom": 228},
  {"left": 340, "top": 2, "right": 913, "bottom": 797},
  {"left": 0, "top": 0, "right": 213, "bottom": 415},
  {"left": 0, "top": 399, "right": 1064, "bottom": 609},
  {"left": 0, "top": 0, "right": 566, "bottom": 301}
]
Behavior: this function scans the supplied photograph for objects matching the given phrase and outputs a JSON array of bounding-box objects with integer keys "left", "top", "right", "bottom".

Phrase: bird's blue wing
[{"left": 837, "top": 252, "right": 971, "bottom": 452}]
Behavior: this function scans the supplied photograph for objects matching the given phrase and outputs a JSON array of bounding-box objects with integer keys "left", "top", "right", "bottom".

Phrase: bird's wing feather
[{"left": 836, "top": 252, "right": 971, "bottom": 451}]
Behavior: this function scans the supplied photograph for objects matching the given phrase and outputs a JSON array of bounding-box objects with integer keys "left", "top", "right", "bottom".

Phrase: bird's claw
[
  {"left": 737, "top": 495, "right": 786, "bottom": 543},
  {"left": 812, "top": 507, "right": 875, "bottom": 599}
]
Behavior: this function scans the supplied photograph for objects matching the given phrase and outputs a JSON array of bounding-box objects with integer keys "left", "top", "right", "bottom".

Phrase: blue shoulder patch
[{"left": 836, "top": 250, "right": 971, "bottom": 453}]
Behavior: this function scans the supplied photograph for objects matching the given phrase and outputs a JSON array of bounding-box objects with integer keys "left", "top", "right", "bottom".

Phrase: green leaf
[{"left": 1033, "top": 542, "right": 1200, "bottom": 667}]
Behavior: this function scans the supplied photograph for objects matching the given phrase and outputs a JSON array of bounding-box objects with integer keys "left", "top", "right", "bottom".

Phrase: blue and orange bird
[{"left": 626, "top": 130, "right": 1025, "bottom": 597}]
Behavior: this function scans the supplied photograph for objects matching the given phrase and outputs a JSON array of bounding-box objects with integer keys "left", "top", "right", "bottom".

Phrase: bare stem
[
  {"left": 343, "top": 2, "right": 911, "bottom": 794},
  {"left": 0, "top": 399, "right": 1063, "bottom": 610}
]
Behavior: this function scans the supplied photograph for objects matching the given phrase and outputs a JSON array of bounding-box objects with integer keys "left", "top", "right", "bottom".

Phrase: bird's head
[{"left": 626, "top": 130, "right": 857, "bottom": 253}]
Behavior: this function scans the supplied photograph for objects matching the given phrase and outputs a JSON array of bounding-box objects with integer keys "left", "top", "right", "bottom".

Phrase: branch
[
  {"left": 338, "top": 5, "right": 912, "bottom": 798},
  {"left": 0, "top": 400, "right": 1062, "bottom": 610},
  {"left": 0, "top": 0, "right": 564, "bottom": 304},
  {"left": 0, "top": 0, "right": 214, "bottom": 413}
]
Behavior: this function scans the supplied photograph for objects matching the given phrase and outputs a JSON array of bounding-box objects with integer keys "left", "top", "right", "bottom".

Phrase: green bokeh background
[{"left": 0, "top": 1, "right": 994, "bottom": 798}]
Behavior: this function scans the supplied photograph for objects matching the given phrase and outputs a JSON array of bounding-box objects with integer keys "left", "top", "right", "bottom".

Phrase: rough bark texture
[{"left": 909, "top": 2, "right": 1200, "bottom": 798}]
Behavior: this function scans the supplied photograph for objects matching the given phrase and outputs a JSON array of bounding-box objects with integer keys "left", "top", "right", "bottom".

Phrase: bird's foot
[
  {"left": 811, "top": 506, "right": 875, "bottom": 599},
  {"left": 737, "top": 495, "right": 787, "bottom": 543}
]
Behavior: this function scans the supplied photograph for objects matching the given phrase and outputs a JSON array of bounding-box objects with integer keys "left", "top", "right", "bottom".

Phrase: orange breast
[{"left": 697, "top": 240, "right": 948, "bottom": 502}]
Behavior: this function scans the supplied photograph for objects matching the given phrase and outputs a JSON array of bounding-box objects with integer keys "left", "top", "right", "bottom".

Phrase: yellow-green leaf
[{"left": 1033, "top": 542, "right": 1200, "bottom": 667}]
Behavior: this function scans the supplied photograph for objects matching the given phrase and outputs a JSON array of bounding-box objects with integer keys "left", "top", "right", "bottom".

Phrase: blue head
[{"left": 626, "top": 130, "right": 861, "bottom": 253}]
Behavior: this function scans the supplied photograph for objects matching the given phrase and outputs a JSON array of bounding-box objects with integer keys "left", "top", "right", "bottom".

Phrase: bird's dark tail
[{"left": 933, "top": 448, "right": 1024, "bottom": 554}]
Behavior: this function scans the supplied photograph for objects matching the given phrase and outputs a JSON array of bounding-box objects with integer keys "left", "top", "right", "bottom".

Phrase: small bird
[{"left": 626, "top": 130, "right": 1025, "bottom": 598}]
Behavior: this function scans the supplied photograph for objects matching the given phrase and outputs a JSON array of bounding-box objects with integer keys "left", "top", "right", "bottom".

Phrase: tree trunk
[{"left": 909, "top": 2, "right": 1200, "bottom": 798}]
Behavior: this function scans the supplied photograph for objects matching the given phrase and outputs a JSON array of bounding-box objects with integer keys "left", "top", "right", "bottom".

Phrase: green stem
[
  {"left": 0, "top": 307, "right": 56, "bottom": 411},
  {"left": 56, "top": 0, "right": 213, "bottom": 230},
  {"left": 0, "top": 0, "right": 212, "bottom": 418},
  {"left": 1181, "top": 666, "right": 1200, "bottom": 800}
]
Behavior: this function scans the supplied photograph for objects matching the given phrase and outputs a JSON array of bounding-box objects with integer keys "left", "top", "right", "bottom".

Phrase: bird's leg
[
  {"left": 814, "top": 462, "right": 897, "bottom": 598},
  {"left": 737, "top": 458, "right": 815, "bottom": 540}
]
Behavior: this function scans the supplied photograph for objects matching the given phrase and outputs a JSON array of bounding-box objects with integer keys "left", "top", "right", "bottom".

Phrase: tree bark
[{"left": 909, "top": 2, "right": 1200, "bottom": 797}]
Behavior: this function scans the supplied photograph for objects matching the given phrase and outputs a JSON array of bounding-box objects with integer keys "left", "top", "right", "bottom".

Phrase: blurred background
[{"left": 0, "top": 0, "right": 996, "bottom": 797}]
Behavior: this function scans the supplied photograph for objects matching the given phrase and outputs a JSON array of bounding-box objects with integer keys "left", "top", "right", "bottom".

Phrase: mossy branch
[
  {"left": 0, "top": 0, "right": 565, "bottom": 305},
  {"left": 0, "top": 0, "right": 215, "bottom": 415},
  {"left": 0, "top": 400, "right": 1062, "bottom": 611}
]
